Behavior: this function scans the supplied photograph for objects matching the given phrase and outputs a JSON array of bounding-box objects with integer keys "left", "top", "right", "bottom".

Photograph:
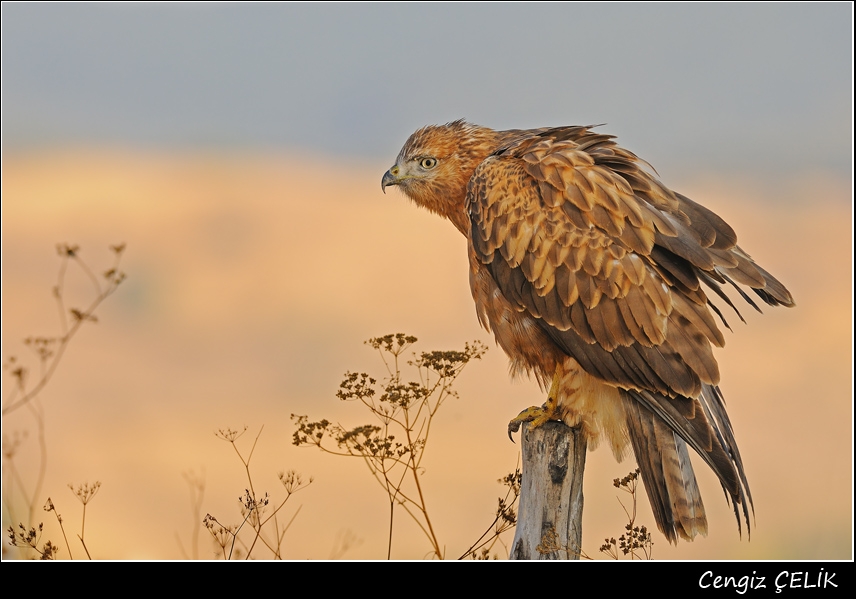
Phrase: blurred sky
[
  {"left": 1, "top": 3, "right": 853, "bottom": 561},
  {"left": 2, "top": 3, "right": 852, "bottom": 179}
]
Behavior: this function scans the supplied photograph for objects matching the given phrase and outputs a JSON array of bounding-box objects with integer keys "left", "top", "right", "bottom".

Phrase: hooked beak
[{"left": 381, "top": 166, "right": 400, "bottom": 194}]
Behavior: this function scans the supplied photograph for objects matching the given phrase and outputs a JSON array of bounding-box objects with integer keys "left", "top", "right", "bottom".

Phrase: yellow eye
[{"left": 419, "top": 157, "right": 437, "bottom": 169}]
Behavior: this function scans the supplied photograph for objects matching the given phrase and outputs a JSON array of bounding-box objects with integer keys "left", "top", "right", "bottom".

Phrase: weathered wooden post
[{"left": 510, "top": 420, "right": 588, "bottom": 560}]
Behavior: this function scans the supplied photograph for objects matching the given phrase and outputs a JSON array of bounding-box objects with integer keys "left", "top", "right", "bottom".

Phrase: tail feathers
[
  {"left": 654, "top": 417, "right": 708, "bottom": 540},
  {"left": 697, "top": 383, "right": 754, "bottom": 538},
  {"left": 623, "top": 386, "right": 754, "bottom": 543},
  {"left": 624, "top": 397, "right": 708, "bottom": 543}
]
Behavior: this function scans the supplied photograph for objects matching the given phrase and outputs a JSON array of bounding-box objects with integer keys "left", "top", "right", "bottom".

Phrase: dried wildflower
[
  {"left": 600, "top": 469, "right": 653, "bottom": 560},
  {"left": 215, "top": 427, "right": 248, "bottom": 443},
  {"left": 68, "top": 481, "right": 101, "bottom": 505},
  {"left": 294, "top": 334, "right": 491, "bottom": 560},
  {"left": 7, "top": 522, "right": 59, "bottom": 560}
]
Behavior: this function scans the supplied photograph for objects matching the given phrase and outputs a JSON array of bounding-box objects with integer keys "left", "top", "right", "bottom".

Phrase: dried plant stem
[
  {"left": 176, "top": 470, "right": 205, "bottom": 560},
  {"left": 233, "top": 426, "right": 263, "bottom": 499},
  {"left": 205, "top": 428, "right": 310, "bottom": 559},
  {"left": 67, "top": 481, "right": 101, "bottom": 559},
  {"left": 25, "top": 403, "right": 49, "bottom": 525},
  {"left": 78, "top": 534, "right": 92, "bottom": 560},
  {"left": 3, "top": 244, "right": 126, "bottom": 416},
  {"left": 46, "top": 499, "right": 73, "bottom": 560},
  {"left": 81, "top": 503, "right": 88, "bottom": 541},
  {"left": 403, "top": 413, "right": 441, "bottom": 558}
]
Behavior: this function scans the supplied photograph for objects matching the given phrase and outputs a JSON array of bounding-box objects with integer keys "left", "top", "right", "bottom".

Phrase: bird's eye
[{"left": 419, "top": 157, "right": 438, "bottom": 169}]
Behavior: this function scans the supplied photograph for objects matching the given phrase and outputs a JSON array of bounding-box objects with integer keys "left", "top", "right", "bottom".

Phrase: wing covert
[{"left": 467, "top": 132, "right": 730, "bottom": 398}]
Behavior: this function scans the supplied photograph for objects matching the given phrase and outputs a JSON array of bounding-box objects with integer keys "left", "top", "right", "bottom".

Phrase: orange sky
[{"left": 1, "top": 149, "right": 851, "bottom": 560}]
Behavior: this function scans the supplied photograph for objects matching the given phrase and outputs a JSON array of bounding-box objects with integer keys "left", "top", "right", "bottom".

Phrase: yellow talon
[{"left": 507, "top": 366, "right": 562, "bottom": 441}]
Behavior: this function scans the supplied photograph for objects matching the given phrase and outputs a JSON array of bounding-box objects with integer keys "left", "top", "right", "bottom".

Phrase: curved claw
[
  {"left": 507, "top": 419, "right": 523, "bottom": 443},
  {"left": 507, "top": 405, "right": 549, "bottom": 443}
]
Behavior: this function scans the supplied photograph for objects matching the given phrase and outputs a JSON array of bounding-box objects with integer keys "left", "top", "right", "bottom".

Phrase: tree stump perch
[{"left": 510, "top": 420, "right": 588, "bottom": 560}]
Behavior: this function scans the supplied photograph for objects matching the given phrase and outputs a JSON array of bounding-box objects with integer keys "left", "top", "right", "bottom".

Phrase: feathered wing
[{"left": 466, "top": 126, "right": 793, "bottom": 542}]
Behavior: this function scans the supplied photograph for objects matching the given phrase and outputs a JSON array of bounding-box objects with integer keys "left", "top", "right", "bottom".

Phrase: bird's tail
[
  {"left": 622, "top": 384, "right": 753, "bottom": 544},
  {"left": 624, "top": 397, "right": 708, "bottom": 543}
]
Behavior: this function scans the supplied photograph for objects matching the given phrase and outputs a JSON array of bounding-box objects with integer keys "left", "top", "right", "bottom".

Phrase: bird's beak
[{"left": 381, "top": 166, "right": 399, "bottom": 194}]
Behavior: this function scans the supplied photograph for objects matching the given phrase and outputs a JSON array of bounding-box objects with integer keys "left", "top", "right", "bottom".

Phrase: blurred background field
[{"left": 2, "top": 4, "right": 852, "bottom": 560}]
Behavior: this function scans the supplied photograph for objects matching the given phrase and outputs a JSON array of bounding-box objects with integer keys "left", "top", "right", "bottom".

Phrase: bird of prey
[{"left": 381, "top": 120, "right": 793, "bottom": 544}]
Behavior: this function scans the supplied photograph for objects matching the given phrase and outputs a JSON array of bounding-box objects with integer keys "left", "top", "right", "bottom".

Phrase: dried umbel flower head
[{"left": 69, "top": 481, "right": 101, "bottom": 505}]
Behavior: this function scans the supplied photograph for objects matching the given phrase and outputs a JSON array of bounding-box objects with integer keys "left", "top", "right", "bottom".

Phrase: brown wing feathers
[
  {"left": 470, "top": 140, "right": 723, "bottom": 399},
  {"left": 467, "top": 126, "right": 791, "bottom": 542}
]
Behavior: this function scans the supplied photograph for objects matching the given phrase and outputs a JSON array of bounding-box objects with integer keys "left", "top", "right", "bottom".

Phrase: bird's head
[{"left": 382, "top": 120, "right": 498, "bottom": 234}]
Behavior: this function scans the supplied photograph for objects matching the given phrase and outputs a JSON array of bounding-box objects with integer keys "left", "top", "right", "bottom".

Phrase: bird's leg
[{"left": 508, "top": 365, "right": 562, "bottom": 441}]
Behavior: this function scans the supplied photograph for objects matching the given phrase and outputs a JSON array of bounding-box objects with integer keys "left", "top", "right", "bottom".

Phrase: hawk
[{"left": 381, "top": 120, "right": 794, "bottom": 544}]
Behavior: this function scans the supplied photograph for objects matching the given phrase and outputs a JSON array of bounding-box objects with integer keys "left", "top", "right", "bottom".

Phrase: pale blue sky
[{"left": 2, "top": 3, "right": 852, "bottom": 178}]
